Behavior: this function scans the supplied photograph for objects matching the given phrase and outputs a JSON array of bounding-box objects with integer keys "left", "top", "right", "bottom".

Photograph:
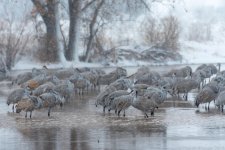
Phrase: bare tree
[
  {"left": 0, "top": 1, "right": 34, "bottom": 70},
  {"left": 64, "top": 0, "right": 176, "bottom": 62},
  {"left": 161, "top": 15, "right": 180, "bottom": 51},
  {"left": 142, "top": 15, "right": 180, "bottom": 51},
  {"left": 83, "top": 0, "right": 105, "bottom": 62}
]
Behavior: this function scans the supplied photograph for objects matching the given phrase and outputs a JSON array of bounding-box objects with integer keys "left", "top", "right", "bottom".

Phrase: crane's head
[
  {"left": 15, "top": 105, "right": 22, "bottom": 113},
  {"left": 6, "top": 99, "right": 10, "bottom": 105}
]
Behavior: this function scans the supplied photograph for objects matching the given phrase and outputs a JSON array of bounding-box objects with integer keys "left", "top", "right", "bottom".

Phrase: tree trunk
[
  {"left": 32, "top": 0, "right": 59, "bottom": 62},
  {"left": 55, "top": 0, "right": 66, "bottom": 63},
  {"left": 6, "top": 48, "right": 12, "bottom": 70},
  {"left": 66, "top": 0, "right": 81, "bottom": 62},
  {"left": 84, "top": 0, "right": 104, "bottom": 62},
  {"left": 45, "top": 23, "right": 59, "bottom": 62}
]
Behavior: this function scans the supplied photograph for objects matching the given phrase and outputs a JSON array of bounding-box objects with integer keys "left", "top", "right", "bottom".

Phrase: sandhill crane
[
  {"left": 208, "top": 64, "right": 218, "bottom": 75},
  {"left": 13, "top": 72, "right": 32, "bottom": 86},
  {"left": 172, "top": 78, "right": 199, "bottom": 100},
  {"left": 74, "top": 76, "right": 91, "bottom": 95},
  {"left": 39, "top": 90, "right": 65, "bottom": 117},
  {"left": 105, "top": 90, "right": 130, "bottom": 113},
  {"left": 7, "top": 88, "right": 31, "bottom": 112},
  {"left": 32, "top": 65, "right": 48, "bottom": 77},
  {"left": 196, "top": 64, "right": 207, "bottom": 71},
  {"left": 112, "top": 90, "right": 136, "bottom": 117},
  {"left": 132, "top": 86, "right": 168, "bottom": 117},
  {"left": 98, "top": 67, "right": 127, "bottom": 85},
  {"left": 165, "top": 66, "right": 192, "bottom": 78},
  {"left": 109, "top": 78, "right": 132, "bottom": 91},
  {"left": 80, "top": 71, "right": 99, "bottom": 91},
  {"left": 135, "top": 71, "right": 161, "bottom": 86},
  {"left": 15, "top": 95, "right": 42, "bottom": 118},
  {"left": 32, "top": 82, "right": 55, "bottom": 96},
  {"left": 55, "top": 68, "right": 79, "bottom": 79},
  {"left": 53, "top": 80, "right": 74, "bottom": 102},
  {"left": 95, "top": 85, "right": 117, "bottom": 112},
  {"left": 132, "top": 93, "right": 158, "bottom": 118},
  {"left": 215, "top": 91, "right": 225, "bottom": 112},
  {"left": 22, "top": 74, "right": 48, "bottom": 90},
  {"left": 195, "top": 86, "right": 219, "bottom": 110},
  {"left": 132, "top": 84, "right": 149, "bottom": 96}
]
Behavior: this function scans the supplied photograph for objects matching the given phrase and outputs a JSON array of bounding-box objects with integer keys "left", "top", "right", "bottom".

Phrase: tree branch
[
  {"left": 81, "top": 0, "right": 97, "bottom": 12},
  {"left": 140, "top": 0, "right": 150, "bottom": 11},
  {"left": 31, "top": 0, "right": 49, "bottom": 24}
]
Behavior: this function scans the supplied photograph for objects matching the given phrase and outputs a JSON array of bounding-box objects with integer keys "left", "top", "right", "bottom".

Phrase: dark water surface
[{"left": 1, "top": 65, "right": 225, "bottom": 150}]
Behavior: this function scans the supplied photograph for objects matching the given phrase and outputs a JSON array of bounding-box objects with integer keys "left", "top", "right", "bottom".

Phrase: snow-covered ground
[{"left": 180, "top": 41, "right": 225, "bottom": 64}]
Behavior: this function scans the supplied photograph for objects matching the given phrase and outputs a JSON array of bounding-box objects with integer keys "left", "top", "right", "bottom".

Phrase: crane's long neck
[
  {"left": 161, "top": 89, "right": 168, "bottom": 99},
  {"left": 131, "top": 90, "right": 138, "bottom": 103}
]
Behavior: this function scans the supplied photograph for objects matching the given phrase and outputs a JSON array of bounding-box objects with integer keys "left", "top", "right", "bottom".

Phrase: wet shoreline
[{"left": 1, "top": 65, "right": 225, "bottom": 150}]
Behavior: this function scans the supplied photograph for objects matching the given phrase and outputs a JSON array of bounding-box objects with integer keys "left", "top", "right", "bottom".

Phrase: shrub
[{"left": 142, "top": 15, "right": 180, "bottom": 51}]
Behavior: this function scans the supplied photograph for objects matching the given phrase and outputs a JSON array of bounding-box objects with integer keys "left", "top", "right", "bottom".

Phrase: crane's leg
[
  {"left": 103, "top": 106, "right": 106, "bottom": 113},
  {"left": 145, "top": 113, "right": 148, "bottom": 118},
  {"left": 185, "top": 93, "right": 188, "bottom": 101},
  {"left": 48, "top": 107, "right": 51, "bottom": 117},
  {"left": 151, "top": 109, "right": 155, "bottom": 116},
  {"left": 30, "top": 111, "right": 32, "bottom": 119},
  {"left": 208, "top": 102, "right": 210, "bottom": 111},
  {"left": 118, "top": 110, "right": 121, "bottom": 116},
  {"left": 12, "top": 104, "right": 14, "bottom": 112}
]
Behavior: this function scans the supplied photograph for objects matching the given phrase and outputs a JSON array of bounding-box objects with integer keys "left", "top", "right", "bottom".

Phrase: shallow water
[{"left": 1, "top": 65, "right": 225, "bottom": 150}]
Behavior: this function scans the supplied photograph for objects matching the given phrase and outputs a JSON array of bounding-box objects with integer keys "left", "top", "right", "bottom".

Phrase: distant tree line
[{"left": 0, "top": 0, "right": 178, "bottom": 70}]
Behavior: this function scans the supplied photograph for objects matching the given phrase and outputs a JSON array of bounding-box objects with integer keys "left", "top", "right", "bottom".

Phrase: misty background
[{"left": 0, "top": 0, "right": 224, "bottom": 70}]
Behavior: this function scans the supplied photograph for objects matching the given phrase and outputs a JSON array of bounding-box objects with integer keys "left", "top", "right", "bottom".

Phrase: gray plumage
[
  {"left": 196, "top": 64, "right": 207, "bottom": 71},
  {"left": 109, "top": 78, "right": 132, "bottom": 91},
  {"left": 7, "top": 88, "right": 30, "bottom": 112},
  {"left": 215, "top": 91, "right": 225, "bottom": 112},
  {"left": 95, "top": 85, "right": 117, "bottom": 111},
  {"left": 53, "top": 80, "right": 74, "bottom": 101},
  {"left": 0, "top": 71, "right": 6, "bottom": 81},
  {"left": 145, "top": 87, "right": 168, "bottom": 105},
  {"left": 98, "top": 67, "right": 127, "bottom": 85},
  {"left": 32, "top": 66, "right": 48, "bottom": 77},
  {"left": 132, "top": 84, "right": 149, "bottom": 96},
  {"left": 172, "top": 78, "right": 199, "bottom": 100},
  {"left": 39, "top": 91, "right": 65, "bottom": 117},
  {"left": 208, "top": 64, "right": 218, "bottom": 75},
  {"left": 165, "top": 66, "right": 192, "bottom": 78},
  {"left": 106, "top": 90, "right": 130, "bottom": 112},
  {"left": 55, "top": 68, "right": 79, "bottom": 79},
  {"left": 80, "top": 71, "right": 99, "bottom": 90},
  {"left": 111, "top": 90, "right": 136, "bottom": 117},
  {"left": 195, "top": 86, "right": 218, "bottom": 109},
  {"left": 132, "top": 95, "right": 158, "bottom": 118},
  {"left": 32, "top": 82, "right": 55, "bottom": 96},
  {"left": 135, "top": 71, "right": 161, "bottom": 86},
  {"left": 22, "top": 74, "right": 48, "bottom": 90},
  {"left": 15, "top": 96, "right": 42, "bottom": 118},
  {"left": 132, "top": 87, "right": 167, "bottom": 117},
  {"left": 13, "top": 72, "right": 32, "bottom": 85},
  {"left": 73, "top": 76, "right": 91, "bottom": 95}
]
